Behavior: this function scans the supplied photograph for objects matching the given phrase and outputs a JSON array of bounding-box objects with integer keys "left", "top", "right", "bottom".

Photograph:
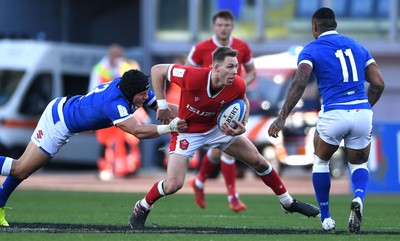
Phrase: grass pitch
[{"left": 1, "top": 190, "right": 399, "bottom": 240}]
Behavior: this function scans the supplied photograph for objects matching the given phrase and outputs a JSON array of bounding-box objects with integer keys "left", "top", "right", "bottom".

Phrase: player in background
[
  {"left": 268, "top": 8, "right": 385, "bottom": 233},
  {"left": 0, "top": 69, "right": 187, "bottom": 227},
  {"left": 129, "top": 47, "right": 319, "bottom": 230},
  {"left": 187, "top": 9, "right": 256, "bottom": 213}
]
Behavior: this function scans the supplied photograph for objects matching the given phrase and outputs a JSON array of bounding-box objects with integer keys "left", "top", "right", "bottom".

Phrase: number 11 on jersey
[{"left": 335, "top": 49, "right": 358, "bottom": 83}]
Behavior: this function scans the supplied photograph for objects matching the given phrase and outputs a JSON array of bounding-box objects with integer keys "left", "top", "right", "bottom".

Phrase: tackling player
[{"left": 0, "top": 69, "right": 187, "bottom": 227}]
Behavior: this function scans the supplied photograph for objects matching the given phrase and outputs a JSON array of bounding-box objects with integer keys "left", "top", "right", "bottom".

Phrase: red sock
[
  {"left": 259, "top": 169, "right": 287, "bottom": 195},
  {"left": 145, "top": 181, "right": 164, "bottom": 205},
  {"left": 220, "top": 161, "right": 236, "bottom": 196},
  {"left": 197, "top": 154, "right": 217, "bottom": 182}
]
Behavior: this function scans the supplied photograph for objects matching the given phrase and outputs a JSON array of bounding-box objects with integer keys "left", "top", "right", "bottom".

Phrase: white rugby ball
[{"left": 217, "top": 99, "right": 246, "bottom": 130}]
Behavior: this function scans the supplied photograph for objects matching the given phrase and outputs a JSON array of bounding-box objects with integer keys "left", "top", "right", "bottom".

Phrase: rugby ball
[{"left": 217, "top": 99, "right": 246, "bottom": 129}]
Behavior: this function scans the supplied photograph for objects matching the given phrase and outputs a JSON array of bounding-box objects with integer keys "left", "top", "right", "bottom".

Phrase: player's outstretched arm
[
  {"left": 268, "top": 63, "right": 312, "bottom": 138},
  {"left": 117, "top": 116, "right": 187, "bottom": 139}
]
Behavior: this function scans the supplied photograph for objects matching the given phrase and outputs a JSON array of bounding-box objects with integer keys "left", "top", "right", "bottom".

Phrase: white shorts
[
  {"left": 316, "top": 109, "right": 373, "bottom": 149},
  {"left": 170, "top": 126, "right": 238, "bottom": 159},
  {"left": 31, "top": 97, "right": 74, "bottom": 157}
]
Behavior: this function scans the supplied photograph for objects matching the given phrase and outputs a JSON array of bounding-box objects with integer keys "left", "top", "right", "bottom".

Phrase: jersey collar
[
  {"left": 212, "top": 35, "right": 233, "bottom": 47},
  {"left": 318, "top": 30, "right": 339, "bottom": 38},
  {"left": 207, "top": 70, "right": 224, "bottom": 97}
]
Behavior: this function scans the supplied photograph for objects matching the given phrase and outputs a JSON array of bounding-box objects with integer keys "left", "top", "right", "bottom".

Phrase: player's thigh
[
  {"left": 12, "top": 141, "right": 52, "bottom": 178},
  {"left": 165, "top": 153, "right": 189, "bottom": 187},
  {"left": 345, "top": 109, "right": 373, "bottom": 164},
  {"left": 225, "top": 136, "right": 262, "bottom": 167},
  {"left": 345, "top": 109, "right": 372, "bottom": 149},
  {"left": 316, "top": 110, "right": 350, "bottom": 146},
  {"left": 313, "top": 131, "right": 339, "bottom": 161},
  {"left": 346, "top": 144, "right": 371, "bottom": 165}
]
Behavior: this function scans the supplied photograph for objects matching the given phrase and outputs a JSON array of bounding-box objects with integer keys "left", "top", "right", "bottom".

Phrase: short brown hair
[
  {"left": 212, "top": 47, "right": 238, "bottom": 64},
  {"left": 212, "top": 10, "right": 234, "bottom": 23}
]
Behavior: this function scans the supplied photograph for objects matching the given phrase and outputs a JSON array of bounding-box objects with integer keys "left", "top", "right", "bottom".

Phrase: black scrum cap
[{"left": 119, "top": 69, "right": 150, "bottom": 103}]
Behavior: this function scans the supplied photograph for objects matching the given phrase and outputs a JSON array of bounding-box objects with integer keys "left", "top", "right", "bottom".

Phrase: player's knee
[
  {"left": 348, "top": 162, "right": 368, "bottom": 175},
  {"left": 249, "top": 154, "right": 269, "bottom": 172},
  {"left": 163, "top": 178, "right": 184, "bottom": 194},
  {"left": 11, "top": 161, "right": 32, "bottom": 180},
  {"left": 207, "top": 148, "right": 221, "bottom": 164},
  {"left": 312, "top": 154, "right": 330, "bottom": 173}
]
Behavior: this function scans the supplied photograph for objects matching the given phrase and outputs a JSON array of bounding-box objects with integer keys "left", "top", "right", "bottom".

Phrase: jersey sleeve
[
  {"left": 167, "top": 64, "right": 188, "bottom": 89},
  {"left": 362, "top": 45, "right": 375, "bottom": 68},
  {"left": 187, "top": 46, "right": 201, "bottom": 67},
  {"left": 297, "top": 45, "right": 314, "bottom": 68},
  {"left": 144, "top": 88, "right": 156, "bottom": 107}
]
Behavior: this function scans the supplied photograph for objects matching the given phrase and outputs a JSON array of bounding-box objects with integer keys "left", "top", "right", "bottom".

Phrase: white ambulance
[{"left": 0, "top": 40, "right": 107, "bottom": 165}]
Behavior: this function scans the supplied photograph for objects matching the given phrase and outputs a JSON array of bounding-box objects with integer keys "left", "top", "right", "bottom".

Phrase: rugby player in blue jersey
[
  {"left": 268, "top": 7, "right": 385, "bottom": 233},
  {"left": 0, "top": 69, "right": 187, "bottom": 226}
]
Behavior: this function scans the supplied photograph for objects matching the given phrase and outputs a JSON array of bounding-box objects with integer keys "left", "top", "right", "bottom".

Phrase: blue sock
[
  {"left": 351, "top": 168, "right": 369, "bottom": 204},
  {"left": 0, "top": 176, "right": 23, "bottom": 207},
  {"left": 312, "top": 172, "right": 331, "bottom": 222},
  {"left": 0, "top": 156, "right": 6, "bottom": 171}
]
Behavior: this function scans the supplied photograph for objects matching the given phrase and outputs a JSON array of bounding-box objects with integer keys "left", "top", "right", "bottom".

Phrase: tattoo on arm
[
  {"left": 367, "top": 84, "right": 384, "bottom": 107},
  {"left": 279, "top": 64, "right": 312, "bottom": 120}
]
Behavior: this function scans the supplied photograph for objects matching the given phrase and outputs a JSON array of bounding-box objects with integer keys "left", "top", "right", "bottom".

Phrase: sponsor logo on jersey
[
  {"left": 36, "top": 130, "right": 44, "bottom": 139},
  {"left": 186, "top": 104, "right": 215, "bottom": 117},
  {"left": 195, "top": 96, "right": 200, "bottom": 102},
  {"left": 117, "top": 105, "right": 129, "bottom": 117},
  {"left": 179, "top": 139, "right": 189, "bottom": 150},
  {"left": 172, "top": 68, "right": 185, "bottom": 77}
]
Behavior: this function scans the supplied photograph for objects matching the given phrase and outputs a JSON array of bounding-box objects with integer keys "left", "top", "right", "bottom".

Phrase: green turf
[{"left": 1, "top": 190, "right": 399, "bottom": 240}]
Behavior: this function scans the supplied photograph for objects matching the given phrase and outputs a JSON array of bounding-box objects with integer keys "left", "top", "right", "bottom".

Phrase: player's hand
[
  {"left": 169, "top": 117, "right": 187, "bottom": 133},
  {"left": 268, "top": 117, "right": 285, "bottom": 138},
  {"left": 220, "top": 120, "right": 246, "bottom": 136},
  {"left": 156, "top": 108, "right": 171, "bottom": 124}
]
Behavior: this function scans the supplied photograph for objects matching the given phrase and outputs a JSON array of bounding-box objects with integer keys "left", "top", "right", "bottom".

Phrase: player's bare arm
[
  {"left": 151, "top": 64, "right": 173, "bottom": 124},
  {"left": 149, "top": 102, "right": 179, "bottom": 120},
  {"left": 167, "top": 103, "right": 179, "bottom": 119},
  {"left": 365, "top": 62, "right": 385, "bottom": 107},
  {"left": 117, "top": 115, "right": 187, "bottom": 139},
  {"left": 268, "top": 63, "right": 312, "bottom": 137}
]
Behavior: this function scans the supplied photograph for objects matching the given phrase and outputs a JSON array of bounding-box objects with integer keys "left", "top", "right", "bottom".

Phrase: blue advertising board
[{"left": 367, "top": 122, "right": 400, "bottom": 193}]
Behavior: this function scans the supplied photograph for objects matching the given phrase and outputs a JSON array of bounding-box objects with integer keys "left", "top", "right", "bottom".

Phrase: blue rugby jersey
[
  {"left": 62, "top": 77, "right": 155, "bottom": 133},
  {"left": 298, "top": 31, "right": 374, "bottom": 111}
]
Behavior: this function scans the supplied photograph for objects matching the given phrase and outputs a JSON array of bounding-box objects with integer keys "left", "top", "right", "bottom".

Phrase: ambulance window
[
  {"left": 62, "top": 74, "right": 89, "bottom": 96},
  {"left": 0, "top": 70, "right": 24, "bottom": 106},
  {"left": 19, "top": 73, "right": 52, "bottom": 116}
]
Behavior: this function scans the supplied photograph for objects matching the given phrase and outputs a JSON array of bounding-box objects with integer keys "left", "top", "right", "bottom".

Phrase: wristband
[
  {"left": 157, "top": 99, "right": 168, "bottom": 110},
  {"left": 157, "top": 125, "right": 171, "bottom": 135},
  {"left": 156, "top": 118, "right": 180, "bottom": 135}
]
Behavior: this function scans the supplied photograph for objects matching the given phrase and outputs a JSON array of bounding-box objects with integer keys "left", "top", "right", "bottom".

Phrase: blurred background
[{"left": 0, "top": 0, "right": 399, "bottom": 192}]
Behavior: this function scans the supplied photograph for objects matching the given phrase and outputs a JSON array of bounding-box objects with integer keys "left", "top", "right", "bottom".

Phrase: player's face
[
  {"left": 213, "top": 18, "right": 233, "bottom": 42},
  {"left": 216, "top": 56, "right": 238, "bottom": 86},
  {"left": 132, "top": 90, "right": 149, "bottom": 107}
]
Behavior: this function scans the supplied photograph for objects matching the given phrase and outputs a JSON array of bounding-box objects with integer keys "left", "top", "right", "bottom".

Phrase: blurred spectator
[{"left": 89, "top": 44, "right": 148, "bottom": 180}]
